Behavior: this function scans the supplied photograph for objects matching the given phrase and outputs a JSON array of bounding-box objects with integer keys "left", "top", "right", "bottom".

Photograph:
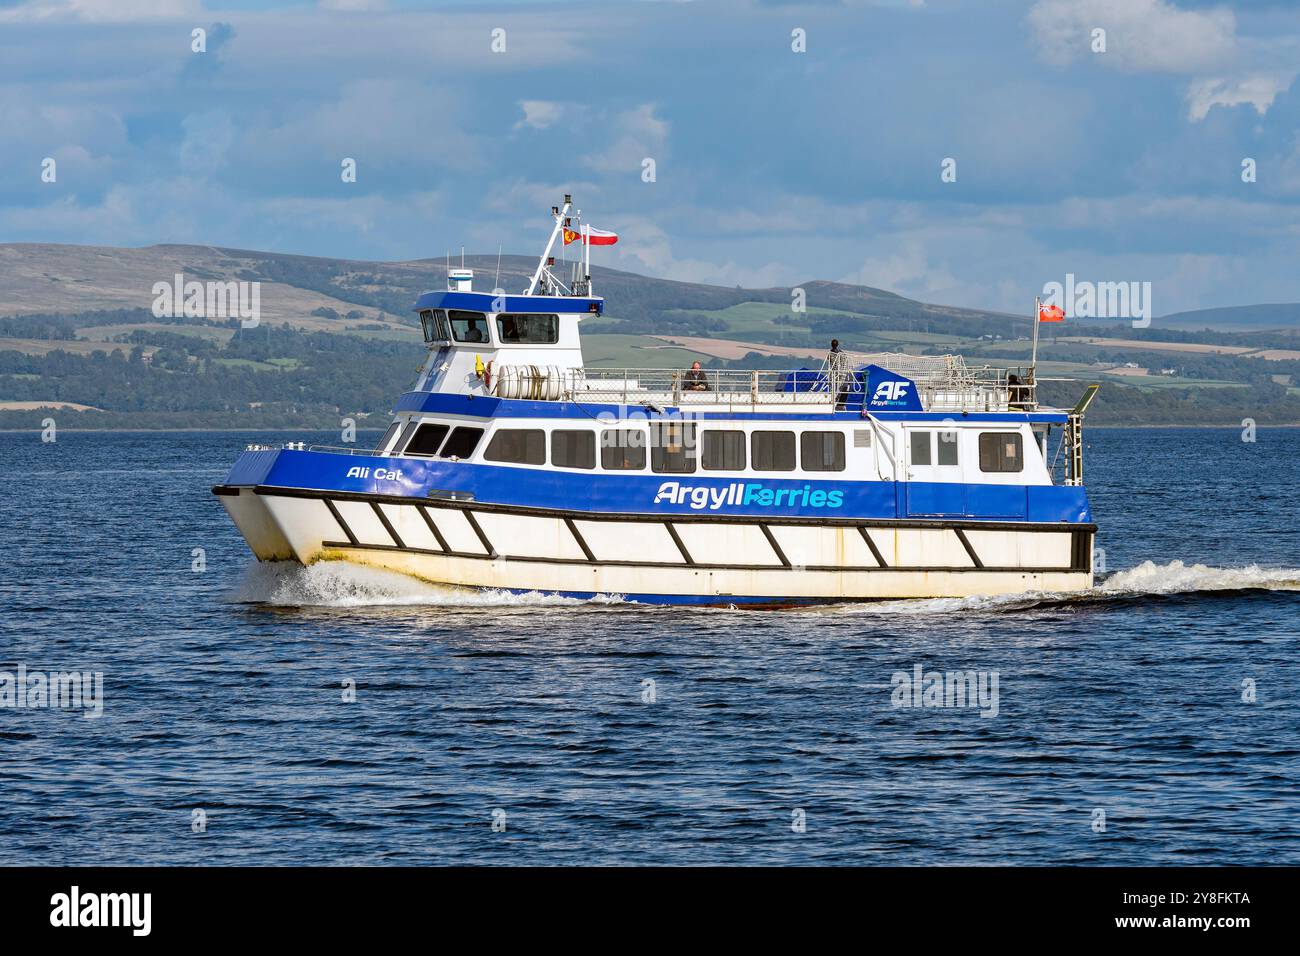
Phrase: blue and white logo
[
  {"left": 873, "top": 380, "right": 910, "bottom": 402},
  {"left": 864, "top": 364, "right": 923, "bottom": 411}
]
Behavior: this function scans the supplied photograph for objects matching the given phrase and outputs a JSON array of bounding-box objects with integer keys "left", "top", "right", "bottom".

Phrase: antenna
[
  {"left": 495, "top": 245, "right": 502, "bottom": 289},
  {"left": 460, "top": 246, "right": 465, "bottom": 269}
]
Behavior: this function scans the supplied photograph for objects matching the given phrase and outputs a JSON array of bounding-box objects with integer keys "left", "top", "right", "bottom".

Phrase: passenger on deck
[
  {"left": 684, "top": 361, "right": 710, "bottom": 391},
  {"left": 1008, "top": 373, "right": 1031, "bottom": 410},
  {"left": 826, "top": 339, "right": 852, "bottom": 407}
]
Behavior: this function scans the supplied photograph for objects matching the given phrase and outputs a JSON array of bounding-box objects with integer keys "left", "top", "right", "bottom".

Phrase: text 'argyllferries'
[{"left": 213, "top": 195, "right": 1100, "bottom": 606}]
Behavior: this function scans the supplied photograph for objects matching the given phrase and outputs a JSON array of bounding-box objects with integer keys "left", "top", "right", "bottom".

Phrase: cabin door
[{"left": 902, "top": 426, "right": 965, "bottom": 517}]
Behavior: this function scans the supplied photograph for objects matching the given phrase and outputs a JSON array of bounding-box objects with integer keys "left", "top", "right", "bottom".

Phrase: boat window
[
  {"left": 496, "top": 313, "right": 559, "bottom": 345},
  {"left": 751, "top": 430, "right": 796, "bottom": 472},
  {"left": 552, "top": 429, "right": 596, "bottom": 469},
  {"left": 392, "top": 420, "right": 419, "bottom": 455},
  {"left": 650, "top": 422, "right": 697, "bottom": 474},
  {"left": 600, "top": 429, "right": 646, "bottom": 470},
  {"left": 403, "top": 422, "right": 450, "bottom": 457},
  {"left": 375, "top": 421, "right": 401, "bottom": 453},
  {"left": 439, "top": 426, "right": 484, "bottom": 460},
  {"left": 910, "top": 430, "right": 932, "bottom": 466},
  {"left": 420, "top": 309, "right": 451, "bottom": 344},
  {"left": 801, "top": 431, "right": 845, "bottom": 472},
  {"left": 701, "top": 431, "right": 746, "bottom": 471},
  {"left": 484, "top": 428, "right": 546, "bottom": 465},
  {"left": 448, "top": 310, "right": 490, "bottom": 344},
  {"left": 937, "top": 429, "right": 959, "bottom": 466},
  {"left": 979, "top": 432, "right": 1023, "bottom": 473}
]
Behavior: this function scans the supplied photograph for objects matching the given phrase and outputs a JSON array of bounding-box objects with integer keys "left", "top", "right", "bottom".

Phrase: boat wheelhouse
[{"left": 214, "top": 197, "right": 1099, "bottom": 605}]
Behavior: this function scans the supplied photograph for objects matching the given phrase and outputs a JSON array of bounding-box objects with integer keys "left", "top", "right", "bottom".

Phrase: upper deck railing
[{"left": 492, "top": 353, "right": 1038, "bottom": 413}]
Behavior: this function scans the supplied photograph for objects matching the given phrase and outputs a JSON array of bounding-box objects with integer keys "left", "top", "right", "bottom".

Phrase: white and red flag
[{"left": 564, "top": 226, "right": 619, "bottom": 246}]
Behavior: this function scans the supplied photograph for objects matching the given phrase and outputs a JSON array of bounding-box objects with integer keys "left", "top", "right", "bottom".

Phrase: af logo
[{"left": 873, "top": 380, "right": 910, "bottom": 402}]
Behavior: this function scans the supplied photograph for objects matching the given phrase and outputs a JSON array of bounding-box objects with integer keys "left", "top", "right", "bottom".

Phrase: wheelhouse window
[
  {"left": 496, "top": 313, "right": 559, "bottom": 345},
  {"left": 702, "top": 431, "right": 745, "bottom": 471},
  {"left": 552, "top": 429, "right": 596, "bottom": 469},
  {"left": 484, "top": 428, "right": 546, "bottom": 465},
  {"left": 375, "top": 421, "right": 400, "bottom": 453},
  {"left": 601, "top": 429, "right": 646, "bottom": 471},
  {"left": 650, "top": 422, "right": 696, "bottom": 474},
  {"left": 448, "top": 310, "right": 490, "bottom": 344},
  {"left": 392, "top": 420, "right": 419, "bottom": 455},
  {"left": 801, "top": 431, "right": 845, "bottom": 472},
  {"left": 439, "top": 426, "right": 484, "bottom": 460},
  {"left": 979, "top": 432, "right": 1023, "bottom": 473},
  {"left": 404, "top": 422, "right": 450, "bottom": 457},
  {"left": 751, "top": 430, "right": 796, "bottom": 472},
  {"left": 420, "top": 309, "right": 451, "bottom": 344}
]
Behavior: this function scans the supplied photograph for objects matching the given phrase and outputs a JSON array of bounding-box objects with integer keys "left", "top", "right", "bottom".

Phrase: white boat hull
[{"left": 219, "top": 487, "right": 1094, "bottom": 605}]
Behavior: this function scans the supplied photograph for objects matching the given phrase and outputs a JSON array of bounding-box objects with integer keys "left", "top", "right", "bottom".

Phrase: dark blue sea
[{"left": 1, "top": 427, "right": 1297, "bottom": 865}]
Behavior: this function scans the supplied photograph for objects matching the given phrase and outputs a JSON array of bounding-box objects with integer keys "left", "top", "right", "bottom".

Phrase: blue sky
[{"left": 2, "top": 0, "right": 1299, "bottom": 314}]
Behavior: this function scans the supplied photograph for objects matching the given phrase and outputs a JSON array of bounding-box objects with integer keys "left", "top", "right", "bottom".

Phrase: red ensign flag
[{"left": 1038, "top": 303, "right": 1065, "bottom": 322}]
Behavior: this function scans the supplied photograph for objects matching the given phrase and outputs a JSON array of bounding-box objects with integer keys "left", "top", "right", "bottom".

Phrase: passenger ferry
[{"left": 214, "top": 197, "right": 1100, "bottom": 606}]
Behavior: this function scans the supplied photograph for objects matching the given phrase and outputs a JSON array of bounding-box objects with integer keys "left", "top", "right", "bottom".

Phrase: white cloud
[
  {"left": 1027, "top": 0, "right": 1237, "bottom": 73},
  {"left": 319, "top": 0, "right": 388, "bottom": 10},
  {"left": 514, "top": 100, "right": 566, "bottom": 130},
  {"left": 583, "top": 104, "right": 669, "bottom": 174},
  {"left": 0, "top": 0, "right": 200, "bottom": 22},
  {"left": 1186, "top": 72, "right": 1295, "bottom": 122}
]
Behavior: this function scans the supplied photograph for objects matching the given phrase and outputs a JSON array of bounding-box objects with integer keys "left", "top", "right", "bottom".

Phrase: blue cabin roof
[{"left": 413, "top": 290, "right": 604, "bottom": 315}]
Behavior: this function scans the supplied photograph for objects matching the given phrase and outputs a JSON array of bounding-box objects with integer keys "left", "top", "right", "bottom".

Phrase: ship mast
[{"left": 525, "top": 195, "right": 572, "bottom": 295}]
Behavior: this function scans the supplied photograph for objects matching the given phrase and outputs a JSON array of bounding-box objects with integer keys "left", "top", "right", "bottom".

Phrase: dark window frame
[
  {"left": 937, "top": 429, "right": 959, "bottom": 467},
  {"left": 439, "top": 426, "right": 485, "bottom": 460},
  {"left": 448, "top": 309, "right": 490, "bottom": 345},
  {"left": 800, "top": 431, "right": 846, "bottom": 472},
  {"left": 404, "top": 422, "right": 451, "bottom": 457},
  {"left": 600, "top": 429, "right": 647, "bottom": 471},
  {"left": 484, "top": 428, "right": 547, "bottom": 465},
  {"left": 650, "top": 422, "right": 697, "bottom": 475},
  {"left": 978, "top": 432, "right": 1024, "bottom": 473},
  {"left": 496, "top": 313, "right": 560, "bottom": 345},
  {"left": 701, "top": 430, "right": 746, "bottom": 471},
  {"left": 910, "top": 430, "right": 933, "bottom": 467},
  {"left": 551, "top": 429, "right": 596, "bottom": 470},
  {"left": 751, "top": 430, "right": 796, "bottom": 472},
  {"left": 375, "top": 421, "right": 401, "bottom": 454}
]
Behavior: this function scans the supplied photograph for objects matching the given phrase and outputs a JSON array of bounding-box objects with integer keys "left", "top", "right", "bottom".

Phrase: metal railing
[
  {"left": 499, "top": 361, "right": 1042, "bottom": 413},
  {"left": 306, "top": 444, "right": 383, "bottom": 456}
]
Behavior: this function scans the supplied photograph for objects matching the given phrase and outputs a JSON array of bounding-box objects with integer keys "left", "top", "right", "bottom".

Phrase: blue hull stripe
[{"left": 225, "top": 448, "right": 1093, "bottom": 524}]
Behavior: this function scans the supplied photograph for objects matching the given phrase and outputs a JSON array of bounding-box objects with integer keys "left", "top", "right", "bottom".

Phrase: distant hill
[
  {"left": 2, "top": 242, "right": 1300, "bottom": 427},
  {"left": 0, "top": 242, "right": 1020, "bottom": 332},
  {"left": 1156, "top": 303, "right": 1300, "bottom": 332}
]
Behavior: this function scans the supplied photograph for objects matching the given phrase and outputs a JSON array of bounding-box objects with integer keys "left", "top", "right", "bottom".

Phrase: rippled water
[{"left": 1, "top": 428, "right": 1297, "bottom": 865}]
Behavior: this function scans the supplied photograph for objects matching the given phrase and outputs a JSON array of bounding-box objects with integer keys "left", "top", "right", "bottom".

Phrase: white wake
[
  {"left": 230, "top": 558, "right": 1300, "bottom": 612},
  {"left": 232, "top": 560, "right": 616, "bottom": 608}
]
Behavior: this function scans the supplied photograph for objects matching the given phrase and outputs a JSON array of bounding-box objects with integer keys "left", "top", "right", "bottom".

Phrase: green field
[
  {"left": 581, "top": 333, "right": 715, "bottom": 368},
  {"left": 78, "top": 323, "right": 237, "bottom": 345}
]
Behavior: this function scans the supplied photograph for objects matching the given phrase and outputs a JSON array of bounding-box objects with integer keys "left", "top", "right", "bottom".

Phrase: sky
[{"left": 2, "top": 0, "right": 1299, "bottom": 315}]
